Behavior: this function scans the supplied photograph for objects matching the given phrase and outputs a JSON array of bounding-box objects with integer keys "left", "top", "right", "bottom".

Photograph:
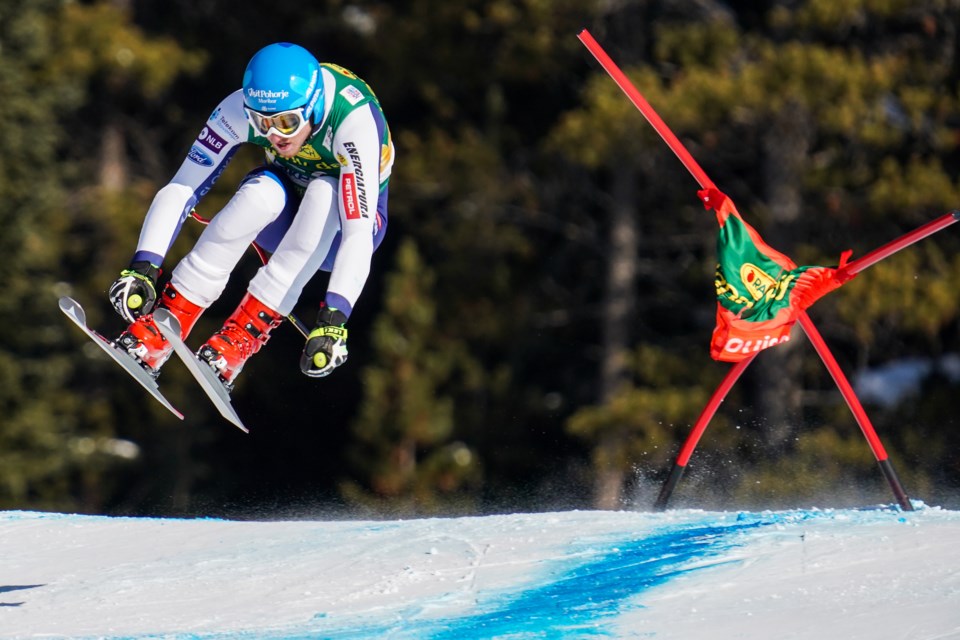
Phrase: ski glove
[
  {"left": 109, "top": 261, "right": 160, "bottom": 323},
  {"left": 300, "top": 306, "right": 348, "bottom": 378}
]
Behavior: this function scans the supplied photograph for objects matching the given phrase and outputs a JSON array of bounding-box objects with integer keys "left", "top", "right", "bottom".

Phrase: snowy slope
[{"left": 1, "top": 505, "right": 958, "bottom": 639}]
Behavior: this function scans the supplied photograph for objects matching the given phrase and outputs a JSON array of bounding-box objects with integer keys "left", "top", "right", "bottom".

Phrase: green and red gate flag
[
  {"left": 578, "top": 28, "right": 926, "bottom": 512},
  {"left": 701, "top": 187, "right": 855, "bottom": 362}
]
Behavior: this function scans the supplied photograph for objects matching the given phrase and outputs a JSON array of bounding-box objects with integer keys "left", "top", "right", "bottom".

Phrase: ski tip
[
  {"left": 59, "top": 296, "right": 86, "bottom": 325},
  {"left": 154, "top": 308, "right": 250, "bottom": 434},
  {"left": 154, "top": 308, "right": 184, "bottom": 337}
]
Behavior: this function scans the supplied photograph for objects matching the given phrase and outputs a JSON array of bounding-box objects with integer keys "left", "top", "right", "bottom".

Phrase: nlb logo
[{"left": 197, "top": 127, "right": 227, "bottom": 153}]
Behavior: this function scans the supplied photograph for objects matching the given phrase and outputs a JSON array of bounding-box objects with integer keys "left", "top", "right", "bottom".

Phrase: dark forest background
[{"left": 2, "top": 0, "right": 959, "bottom": 518}]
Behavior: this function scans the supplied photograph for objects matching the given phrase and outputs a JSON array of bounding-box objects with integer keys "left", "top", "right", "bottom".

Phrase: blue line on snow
[
  {"left": 67, "top": 509, "right": 900, "bottom": 640},
  {"left": 422, "top": 520, "right": 766, "bottom": 639},
  {"left": 262, "top": 517, "right": 773, "bottom": 640}
]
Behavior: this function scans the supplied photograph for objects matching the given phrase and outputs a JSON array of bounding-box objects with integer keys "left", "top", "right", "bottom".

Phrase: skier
[{"left": 106, "top": 42, "right": 393, "bottom": 387}]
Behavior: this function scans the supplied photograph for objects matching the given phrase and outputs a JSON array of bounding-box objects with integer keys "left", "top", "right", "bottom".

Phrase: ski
[
  {"left": 153, "top": 309, "right": 249, "bottom": 433},
  {"left": 59, "top": 296, "right": 184, "bottom": 421}
]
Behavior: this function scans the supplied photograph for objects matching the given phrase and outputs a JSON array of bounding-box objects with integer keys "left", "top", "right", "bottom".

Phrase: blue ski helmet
[{"left": 242, "top": 43, "right": 323, "bottom": 123}]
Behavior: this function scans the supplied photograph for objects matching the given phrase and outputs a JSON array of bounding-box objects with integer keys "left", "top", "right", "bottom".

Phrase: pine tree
[
  {"left": 552, "top": 0, "right": 960, "bottom": 507},
  {"left": 0, "top": 0, "right": 100, "bottom": 510},
  {"left": 0, "top": 0, "right": 209, "bottom": 513},
  {"left": 341, "top": 238, "right": 479, "bottom": 514}
]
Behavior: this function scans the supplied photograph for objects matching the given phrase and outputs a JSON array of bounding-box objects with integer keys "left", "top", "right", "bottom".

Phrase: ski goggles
[{"left": 244, "top": 107, "right": 311, "bottom": 138}]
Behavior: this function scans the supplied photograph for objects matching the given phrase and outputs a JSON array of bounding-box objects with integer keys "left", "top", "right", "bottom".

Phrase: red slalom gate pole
[
  {"left": 795, "top": 211, "right": 960, "bottom": 512},
  {"left": 797, "top": 313, "right": 913, "bottom": 510},
  {"left": 843, "top": 211, "right": 960, "bottom": 276},
  {"left": 654, "top": 355, "right": 755, "bottom": 510},
  {"left": 578, "top": 29, "right": 715, "bottom": 191},
  {"left": 580, "top": 27, "right": 759, "bottom": 509},
  {"left": 654, "top": 206, "right": 957, "bottom": 510},
  {"left": 579, "top": 28, "right": 920, "bottom": 511}
]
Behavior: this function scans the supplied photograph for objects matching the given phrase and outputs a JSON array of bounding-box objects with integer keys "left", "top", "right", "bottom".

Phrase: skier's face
[{"left": 269, "top": 126, "right": 312, "bottom": 158}]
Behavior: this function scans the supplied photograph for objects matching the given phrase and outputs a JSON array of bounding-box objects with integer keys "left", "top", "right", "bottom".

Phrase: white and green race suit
[{"left": 131, "top": 62, "right": 394, "bottom": 318}]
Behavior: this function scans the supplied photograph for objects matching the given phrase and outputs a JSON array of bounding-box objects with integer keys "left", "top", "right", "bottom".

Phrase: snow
[{"left": 2, "top": 505, "right": 959, "bottom": 639}]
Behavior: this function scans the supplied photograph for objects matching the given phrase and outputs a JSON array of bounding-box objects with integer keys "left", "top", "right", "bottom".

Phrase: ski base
[
  {"left": 59, "top": 296, "right": 184, "bottom": 421},
  {"left": 153, "top": 309, "right": 249, "bottom": 433}
]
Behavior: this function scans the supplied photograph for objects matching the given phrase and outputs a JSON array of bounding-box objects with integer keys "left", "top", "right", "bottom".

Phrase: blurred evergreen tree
[
  {"left": 0, "top": 0, "right": 212, "bottom": 513},
  {"left": 0, "top": 0, "right": 114, "bottom": 510},
  {"left": 341, "top": 238, "right": 480, "bottom": 515},
  {"left": 4, "top": 0, "right": 958, "bottom": 516},
  {"left": 552, "top": 0, "right": 960, "bottom": 507},
  {"left": 53, "top": 0, "right": 215, "bottom": 516},
  {"left": 331, "top": 0, "right": 602, "bottom": 511}
]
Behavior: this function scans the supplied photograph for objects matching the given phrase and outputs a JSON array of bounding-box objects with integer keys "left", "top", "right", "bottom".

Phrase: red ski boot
[
  {"left": 197, "top": 293, "right": 283, "bottom": 386},
  {"left": 117, "top": 284, "right": 204, "bottom": 375}
]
